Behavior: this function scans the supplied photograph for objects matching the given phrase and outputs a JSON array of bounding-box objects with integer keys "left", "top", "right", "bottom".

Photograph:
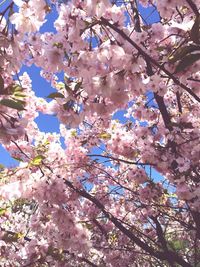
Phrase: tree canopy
[{"left": 0, "top": 0, "right": 200, "bottom": 266}]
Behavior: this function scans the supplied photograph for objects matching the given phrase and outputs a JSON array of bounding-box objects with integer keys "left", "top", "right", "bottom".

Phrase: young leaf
[
  {"left": 98, "top": 132, "right": 111, "bottom": 140},
  {"left": 0, "top": 163, "right": 4, "bottom": 169},
  {"left": 13, "top": 93, "right": 26, "bottom": 98},
  {"left": 12, "top": 84, "right": 24, "bottom": 92},
  {"left": 0, "top": 99, "right": 25, "bottom": 111},
  {"left": 47, "top": 92, "right": 65, "bottom": 99},
  {"left": 0, "top": 208, "right": 7, "bottom": 216},
  {"left": 30, "top": 155, "right": 45, "bottom": 166},
  {"left": 169, "top": 240, "right": 188, "bottom": 251}
]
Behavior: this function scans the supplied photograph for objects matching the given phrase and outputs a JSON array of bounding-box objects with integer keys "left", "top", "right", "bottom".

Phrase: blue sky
[
  {"left": 0, "top": 1, "right": 160, "bottom": 167},
  {"left": 0, "top": 3, "right": 60, "bottom": 166}
]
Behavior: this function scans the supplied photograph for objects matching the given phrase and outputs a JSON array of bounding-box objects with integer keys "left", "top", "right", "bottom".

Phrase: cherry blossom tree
[{"left": 0, "top": 0, "right": 200, "bottom": 266}]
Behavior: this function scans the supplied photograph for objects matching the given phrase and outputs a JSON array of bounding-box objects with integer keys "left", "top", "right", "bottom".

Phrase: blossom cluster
[{"left": 0, "top": 0, "right": 200, "bottom": 266}]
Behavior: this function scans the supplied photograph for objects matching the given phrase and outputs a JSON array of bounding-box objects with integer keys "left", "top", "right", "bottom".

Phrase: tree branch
[
  {"left": 63, "top": 178, "right": 192, "bottom": 267},
  {"left": 99, "top": 17, "right": 200, "bottom": 103},
  {"left": 154, "top": 93, "right": 173, "bottom": 130},
  {"left": 185, "top": 0, "right": 199, "bottom": 16},
  {"left": 176, "top": 91, "right": 182, "bottom": 113},
  {"left": 151, "top": 217, "right": 168, "bottom": 251},
  {"left": 1, "top": 227, "right": 98, "bottom": 267},
  {"left": 87, "top": 153, "right": 155, "bottom": 166}
]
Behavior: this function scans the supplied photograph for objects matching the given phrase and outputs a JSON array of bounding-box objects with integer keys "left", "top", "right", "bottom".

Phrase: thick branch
[
  {"left": 190, "top": 210, "right": 200, "bottom": 239},
  {"left": 154, "top": 93, "right": 172, "bottom": 130},
  {"left": 143, "top": 48, "right": 173, "bottom": 131},
  {"left": 63, "top": 179, "right": 192, "bottom": 267},
  {"left": 151, "top": 217, "right": 168, "bottom": 251},
  {"left": 185, "top": 0, "right": 199, "bottom": 16}
]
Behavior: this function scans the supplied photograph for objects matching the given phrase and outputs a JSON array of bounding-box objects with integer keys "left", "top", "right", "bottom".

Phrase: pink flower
[
  {"left": 10, "top": 0, "right": 46, "bottom": 33},
  {"left": 0, "top": 181, "right": 22, "bottom": 199},
  {"left": 176, "top": 184, "right": 192, "bottom": 201}
]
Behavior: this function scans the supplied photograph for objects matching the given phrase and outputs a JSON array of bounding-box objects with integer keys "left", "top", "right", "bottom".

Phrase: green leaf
[
  {"left": 74, "top": 81, "right": 82, "bottom": 92},
  {"left": 12, "top": 84, "right": 23, "bottom": 92},
  {"left": 190, "top": 16, "right": 200, "bottom": 44},
  {"left": 47, "top": 92, "right": 65, "bottom": 99},
  {"left": 12, "top": 157, "right": 24, "bottom": 162},
  {"left": 13, "top": 93, "right": 26, "bottom": 98},
  {"left": 0, "top": 208, "right": 7, "bottom": 216},
  {"left": 157, "top": 46, "right": 165, "bottom": 52},
  {"left": 63, "top": 99, "right": 74, "bottom": 110},
  {"left": 65, "top": 84, "right": 71, "bottom": 92},
  {"left": 2, "top": 232, "right": 24, "bottom": 243},
  {"left": 0, "top": 163, "right": 4, "bottom": 169},
  {"left": 0, "top": 99, "right": 25, "bottom": 111},
  {"left": 169, "top": 45, "right": 200, "bottom": 63},
  {"left": 5, "top": 84, "right": 24, "bottom": 95},
  {"left": 98, "top": 132, "right": 111, "bottom": 140},
  {"left": 70, "top": 130, "right": 77, "bottom": 137},
  {"left": 30, "top": 155, "right": 45, "bottom": 166},
  {"left": 174, "top": 53, "right": 200, "bottom": 73},
  {"left": 15, "top": 99, "right": 26, "bottom": 105},
  {"left": 43, "top": 140, "right": 50, "bottom": 146},
  {"left": 169, "top": 240, "right": 188, "bottom": 251},
  {"left": 56, "top": 82, "right": 65, "bottom": 90}
]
